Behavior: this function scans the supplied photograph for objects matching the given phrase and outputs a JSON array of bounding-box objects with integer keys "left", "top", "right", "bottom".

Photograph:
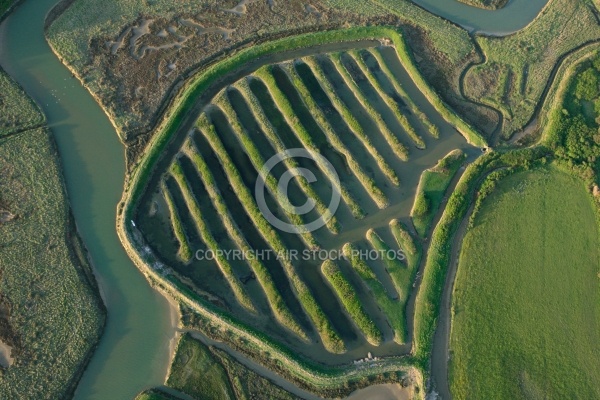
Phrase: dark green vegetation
[
  {"left": 0, "top": 127, "right": 104, "bottom": 397},
  {"left": 449, "top": 168, "right": 600, "bottom": 399},
  {"left": 411, "top": 149, "right": 466, "bottom": 238},
  {"left": 167, "top": 333, "right": 298, "bottom": 400},
  {"left": 457, "top": 0, "right": 508, "bottom": 10},
  {"left": 135, "top": 389, "right": 181, "bottom": 400},
  {"left": 134, "top": 34, "right": 475, "bottom": 367},
  {"left": 546, "top": 52, "right": 600, "bottom": 179},
  {"left": 0, "top": 0, "right": 16, "bottom": 18},
  {"left": 0, "top": 69, "right": 45, "bottom": 136}
]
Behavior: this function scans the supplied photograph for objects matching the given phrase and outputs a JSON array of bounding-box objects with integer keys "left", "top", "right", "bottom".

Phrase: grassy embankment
[
  {"left": 411, "top": 149, "right": 466, "bottom": 238},
  {"left": 117, "top": 26, "right": 479, "bottom": 394},
  {"left": 389, "top": 219, "right": 419, "bottom": 270},
  {"left": 0, "top": 69, "right": 45, "bottom": 136},
  {"left": 449, "top": 167, "right": 600, "bottom": 399},
  {"left": 195, "top": 114, "right": 344, "bottom": 353},
  {"left": 366, "top": 229, "right": 411, "bottom": 300},
  {"left": 298, "top": 58, "right": 400, "bottom": 185},
  {"left": 0, "top": 68, "right": 104, "bottom": 398},
  {"left": 0, "top": 128, "right": 104, "bottom": 397},
  {"left": 465, "top": 0, "right": 600, "bottom": 139},
  {"left": 411, "top": 146, "right": 548, "bottom": 369},
  {"left": 321, "top": 260, "right": 382, "bottom": 345},
  {"left": 167, "top": 333, "right": 300, "bottom": 400},
  {"left": 278, "top": 62, "right": 389, "bottom": 208}
]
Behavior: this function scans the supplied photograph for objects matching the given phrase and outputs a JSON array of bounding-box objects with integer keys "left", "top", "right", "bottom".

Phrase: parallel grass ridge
[
  {"left": 348, "top": 50, "right": 426, "bottom": 149},
  {"left": 212, "top": 95, "right": 319, "bottom": 246},
  {"left": 321, "top": 260, "right": 383, "bottom": 346},
  {"left": 254, "top": 67, "right": 365, "bottom": 219},
  {"left": 368, "top": 48, "right": 440, "bottom": 139},
  {"left": 279, "top": 62, "right": 389, "bottom": 208},
  {"left": 300, "top": 57, "right": 401, "bottom": 185},
  {"left": 328, "top": 52, "right": 410, "bottom": 161},
  {"left": 232, "top": 78, "right": 341, "bottom": 234},
  {"left": 196, "top": 113, "right": 344, "bottom": 353},
  {"left": 169, "top": 158, "right": 257, "bottom": 313},
  {"left": 343, "top": 243, "right": 407, "bottom": 344},
  {"left": 160, "top": 180, "right": 193, "bottom": 263}
]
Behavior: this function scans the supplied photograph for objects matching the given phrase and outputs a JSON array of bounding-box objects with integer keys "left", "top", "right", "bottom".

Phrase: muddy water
[{"left": 0, "top": 1, "right": 175, "bottom": 398}]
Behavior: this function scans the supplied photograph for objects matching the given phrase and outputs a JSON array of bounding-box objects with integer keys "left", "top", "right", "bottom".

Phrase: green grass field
[
  {"left": 449, "top": 167, "right": 600, "bottom": 399},
  {"left": 0, "top": 128, "right": 104, "bottom": 398}
]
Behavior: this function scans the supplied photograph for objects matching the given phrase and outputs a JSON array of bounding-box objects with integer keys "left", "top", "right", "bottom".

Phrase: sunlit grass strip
[
  {"left": 321, "top": 260, "right": 382, "bottom": 345},
  {"left": 368, "top": 48, "right": 440, "bottom": 139},
  {"left": 366, "top": 229, "right": 409, "bottom": 301},
  {"left": 233, "top": 80, "right": 341, "bottom": 235},
  {"left": 212, "top": 97, "right": 318, "bottom": 247},
  {"left": 196, "top": 114, "right": 345, "bottom": 353},
  {"left": 411, "top": 149, "right": 466, "bottom": 237},
  {"left": 343, "top": 243, "right": 406, "bottom": 343},
  {"left": 300, "top": 58, "right": 400, "bottom": 187},
  {"left": 281, "top": 63, "right": 389, "bottom": 209},
  {"left": 161, "top": 180, "right": 193, "bottom": 264},
  {"left": 253, "top": 67, "right": 365, "bottom": 220},
  {"left": 169, "top": 159, "right": 256, "bottom": 313},
  {"left": 389, "top": 219, "right": 419, "bottom": 270},
  {"left": 329, "top": 52, "right": 410, "bottom": 161},
  {"left": 181, "top": 139, "right": 308, "bottom": 338},
  {"left": 348, "top": 50, "right": 426, "bottom": 149}
]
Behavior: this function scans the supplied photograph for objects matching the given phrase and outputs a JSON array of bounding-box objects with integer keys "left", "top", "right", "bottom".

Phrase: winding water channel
[
  {"left": 0, "top": 1, "right": 174, "bottom": 398},
  {"left": 0, "top": 0, "right": 551, "bottom": 399},
  {"left": 411, "top": 0, "right": 548, "bottom": 34}
]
